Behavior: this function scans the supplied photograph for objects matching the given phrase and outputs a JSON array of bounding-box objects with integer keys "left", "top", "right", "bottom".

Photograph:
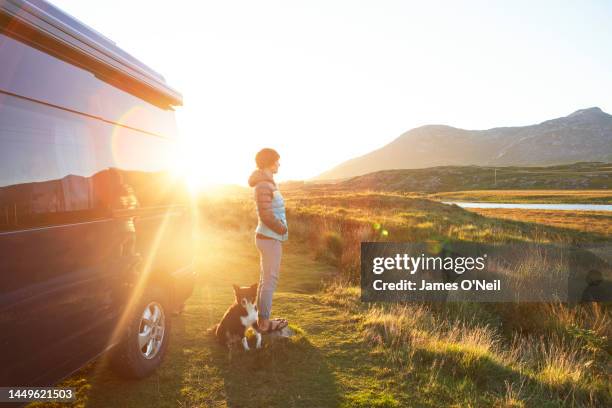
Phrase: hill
[
  {"left": 326, "top": 162, "right": 612, "bottom": 192},
  {"left": 315, "top": 107, "right": 612, "bottom": 180}
]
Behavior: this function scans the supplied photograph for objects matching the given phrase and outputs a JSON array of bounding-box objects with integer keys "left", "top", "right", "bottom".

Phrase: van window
[
  {"left": 0, "top": 32, "right": 178, "bottom": 135},
  {"left": 0, "top": 93, "right": 184, "bottom": 233}
]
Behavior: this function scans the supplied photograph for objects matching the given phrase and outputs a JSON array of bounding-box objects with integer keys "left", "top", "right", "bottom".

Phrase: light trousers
[{"left": 255, "top": 237, "right": 282, "bottom": 320}]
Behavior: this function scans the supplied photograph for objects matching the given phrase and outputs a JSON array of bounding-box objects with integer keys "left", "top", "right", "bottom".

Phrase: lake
[{"left": 442, "top": 202, "right": 612, "bottom": 212}]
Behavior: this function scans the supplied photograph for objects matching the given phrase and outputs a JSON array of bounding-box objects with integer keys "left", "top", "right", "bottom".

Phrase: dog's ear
[
  {"left": 250, "top": 282, "right": 258, "bottom": 291},
  {"left": 232, "top": 284, "right": 241, "bottom": 303}
]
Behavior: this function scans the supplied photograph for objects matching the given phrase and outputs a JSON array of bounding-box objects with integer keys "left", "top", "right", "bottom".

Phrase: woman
[{"left": 248, "top": 148, "right": 289, "bottom": 333}]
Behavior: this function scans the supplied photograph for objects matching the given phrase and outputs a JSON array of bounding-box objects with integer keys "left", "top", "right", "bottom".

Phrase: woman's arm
[{"left": 254, "top": 184, "right": 287, "bottom": 235}]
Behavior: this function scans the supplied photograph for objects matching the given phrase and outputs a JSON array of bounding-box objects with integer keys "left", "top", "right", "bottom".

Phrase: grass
[
  {"left": 35, "top": 228, "right": 413, "bottom": 408},
  {"left": 240, "top": 189, "right": 609, "bottom": 281},
  {"left": 34, "top": 186, "right": 611, "bottom": 407},
  {"left": 320, "top": 286, "right": 611, "bottom": 407},
  {"left": 195, "top": 187, "right": 611, "bottom": 406},
  {"left": 461, "top": 209, "right": 611, "bottom": 236},
  {"left": 429, "top": 189, "right": 612, "bottom": 204}
]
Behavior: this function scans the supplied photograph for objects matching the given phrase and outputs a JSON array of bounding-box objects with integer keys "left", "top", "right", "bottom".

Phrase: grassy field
[
  {"left": 426, "top": 188, "right": 612, "bottom": 240},
  {"left": 36, "top": 187, "right": 611, "bottom": 407},
  {"left": 197, "top": 187, "right": 611, "bottom": 295},
  {"left": 41, "top": 226, "right": 611, "bottom": 408},
  {"left": 459, "top": 209, "right": 611, "bottom": 236},
  {"left": 429, "top": 190, "right": 612, "bottom": 204},
  {"left": 34, "top": 228, "right": 422, "bottom": 408},
  {"left": 196, "top": 188, "right": 611, "bottom": 406}
]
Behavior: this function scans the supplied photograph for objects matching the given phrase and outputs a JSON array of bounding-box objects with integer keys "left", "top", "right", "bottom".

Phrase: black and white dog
[{"left": 215, "top": 283, "right": 261, "bottom": 350}]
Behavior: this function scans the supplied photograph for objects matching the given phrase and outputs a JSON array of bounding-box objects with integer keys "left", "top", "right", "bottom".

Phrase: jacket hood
[{"left": 248, "top": 169, "right": 275, "bottom": 187}]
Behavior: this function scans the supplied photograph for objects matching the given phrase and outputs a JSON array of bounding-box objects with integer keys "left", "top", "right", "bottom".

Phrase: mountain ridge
[{"left": 314, "top": 107, "right": 612, "bottom": 180}]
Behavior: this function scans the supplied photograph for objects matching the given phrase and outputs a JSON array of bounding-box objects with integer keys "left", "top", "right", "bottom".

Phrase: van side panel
[{"left": 0, "top": 34, "right": 192, "bottom": 386}]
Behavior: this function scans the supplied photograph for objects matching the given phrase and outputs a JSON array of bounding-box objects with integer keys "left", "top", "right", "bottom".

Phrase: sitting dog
[{"left": 215, "top": 283, "right": 262, "bottom": 350}]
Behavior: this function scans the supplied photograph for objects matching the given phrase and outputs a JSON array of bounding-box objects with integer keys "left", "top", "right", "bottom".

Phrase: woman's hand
[{"left": 278, "top": 219, "right": 288, "bottom": 235}]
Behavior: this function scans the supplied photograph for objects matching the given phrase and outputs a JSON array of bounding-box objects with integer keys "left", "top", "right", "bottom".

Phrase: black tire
[{"left": 109, "top": 286, "right": 172, "bottom": 378}]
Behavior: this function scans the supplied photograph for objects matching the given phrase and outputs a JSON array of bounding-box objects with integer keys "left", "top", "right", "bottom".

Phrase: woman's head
[{"left": 255, "top": 148, "right": 280, "bottom": 174}]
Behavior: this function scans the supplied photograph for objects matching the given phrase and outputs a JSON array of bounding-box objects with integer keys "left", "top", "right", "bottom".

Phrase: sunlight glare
[{"left": 174, "top": 130, "right": 254, "bottom": 192}]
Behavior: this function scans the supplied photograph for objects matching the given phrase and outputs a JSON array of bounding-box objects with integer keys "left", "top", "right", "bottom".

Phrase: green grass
[
  {"left": 194, "top": 190, "right": 611, "bottom": 406},
  {"left": 35, "top": 186, "right": 611, "bottom": 407},
  {"left": 38, "top": 228, "right": 414, "bottom": 408},
  {"left": 319, "top": 285, "right": 611, "bottom": 407},
  {"left": 35, "top": 241, "right": 609, "bottom": 407}
]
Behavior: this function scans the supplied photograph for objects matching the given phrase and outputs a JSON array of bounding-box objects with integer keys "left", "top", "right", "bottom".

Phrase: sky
[{"left": 48, "top": 0, "right": 612, "bottom": 186}]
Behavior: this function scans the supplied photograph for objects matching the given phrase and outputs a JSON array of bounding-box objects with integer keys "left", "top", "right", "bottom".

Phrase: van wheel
[{"left": 110, "top": 287, "right": 171, "bottom": 378}]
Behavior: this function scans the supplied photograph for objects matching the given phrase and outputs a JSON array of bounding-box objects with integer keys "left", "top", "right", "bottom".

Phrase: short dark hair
[{"left": 255, "top": 148, "right": 280, "bottom": 169}]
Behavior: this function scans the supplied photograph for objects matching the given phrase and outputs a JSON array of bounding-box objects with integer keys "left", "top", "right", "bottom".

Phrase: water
[{"left": 442, "top": 202, "right": 612, "bottom": 212}]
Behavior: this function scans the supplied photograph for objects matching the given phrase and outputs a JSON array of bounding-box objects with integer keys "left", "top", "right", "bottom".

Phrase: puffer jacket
[{"left": 248, "top": 169, "right": 288, "bottom": 241}]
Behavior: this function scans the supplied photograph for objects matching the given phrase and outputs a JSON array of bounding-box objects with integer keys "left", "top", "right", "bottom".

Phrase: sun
[
  {"left": 171, "top": 132, "right": 247, "bottom": 193},
  {"left": 171, "top": 138, "right": 212, "bottom": 193}
]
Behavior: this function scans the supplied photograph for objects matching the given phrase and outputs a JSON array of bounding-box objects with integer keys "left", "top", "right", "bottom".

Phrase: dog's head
[{"left": 233, "top": 283, "right": 258, "bottom": 308}]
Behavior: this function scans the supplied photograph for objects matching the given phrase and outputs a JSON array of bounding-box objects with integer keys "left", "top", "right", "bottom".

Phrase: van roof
[{"left": 1, "top": 0, "right": 183, "bottom": 107}]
